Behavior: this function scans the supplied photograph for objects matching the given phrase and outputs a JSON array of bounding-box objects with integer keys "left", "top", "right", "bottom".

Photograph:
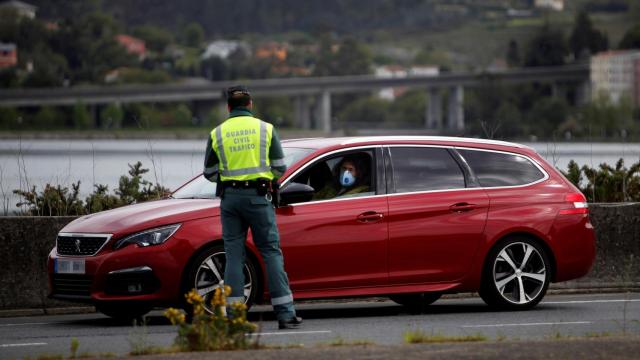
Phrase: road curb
[{"left": 1, "top": 288, "right": 638, "bottom": 318}]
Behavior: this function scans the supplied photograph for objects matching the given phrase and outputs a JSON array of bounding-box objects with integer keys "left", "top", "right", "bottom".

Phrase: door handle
[
  {"left": 449, "top": 203, "right": 477, "bottom": 213},
  {"left": 357, "top": 211, "right": 384, "bottom": 223}
]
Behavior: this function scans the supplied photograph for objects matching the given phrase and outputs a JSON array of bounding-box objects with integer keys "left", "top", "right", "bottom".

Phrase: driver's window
[{"left": 292, "top": 150, "right": 375, "bottom": 202}]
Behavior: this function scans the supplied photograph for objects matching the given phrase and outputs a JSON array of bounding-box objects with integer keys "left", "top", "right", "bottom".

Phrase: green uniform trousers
[{"left": 220, "top": 187, "right": 296, "bottom": 321}]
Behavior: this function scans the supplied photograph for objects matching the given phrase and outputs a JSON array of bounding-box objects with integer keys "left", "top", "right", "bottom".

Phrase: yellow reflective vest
[{"left": 211, "top": 116, "right": 276, "bottom": 181}]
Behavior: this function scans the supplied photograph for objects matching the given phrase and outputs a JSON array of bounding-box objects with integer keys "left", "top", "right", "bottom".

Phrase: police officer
[{"left": 203, "top": 85, "right": 302, "bottom": 330}]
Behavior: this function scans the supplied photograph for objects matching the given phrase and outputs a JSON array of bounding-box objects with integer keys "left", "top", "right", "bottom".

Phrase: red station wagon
[{"left": 48, "top": 136, "right": 596, "bottom": 320}]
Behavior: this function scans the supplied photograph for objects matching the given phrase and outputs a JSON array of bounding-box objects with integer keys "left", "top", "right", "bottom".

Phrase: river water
[{"left": 0, "top": 139, "right": 638, "bottom": 214}]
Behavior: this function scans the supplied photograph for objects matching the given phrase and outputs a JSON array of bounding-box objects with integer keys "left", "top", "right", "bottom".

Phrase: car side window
[
  {"left": 458, "top": 149, "right": 544, "bottom": 187},
  {"left": 290, "top": 150, "right": 375, "bottom": 202},
  {"left": 390, "top": 147, "right": 465, "bottom": 193}
]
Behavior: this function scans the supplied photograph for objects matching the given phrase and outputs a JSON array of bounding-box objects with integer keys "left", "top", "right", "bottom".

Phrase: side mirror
[{"left": 279, "top": 182, "right": 315, "bottom": 206}]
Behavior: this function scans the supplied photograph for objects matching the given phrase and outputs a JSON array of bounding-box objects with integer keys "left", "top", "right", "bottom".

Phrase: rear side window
[
  {"left": 390, "top": 147, "right": 465, "bottom": 193},
  {"left": 458, "top": 149, "right": 544, "bottom": 187}
]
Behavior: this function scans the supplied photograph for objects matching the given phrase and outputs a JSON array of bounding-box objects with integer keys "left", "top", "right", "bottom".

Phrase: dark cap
[{"left": 226, "top": 85, "right": 251, "bottom": 99}]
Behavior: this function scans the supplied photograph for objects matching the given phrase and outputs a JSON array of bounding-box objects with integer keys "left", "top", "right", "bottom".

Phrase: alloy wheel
[
  {"left": 193, "top": 251, "right": 253, "bottom": 313},
  {"left": 492, "top": 242, "right": 547, "bottom": 305}
]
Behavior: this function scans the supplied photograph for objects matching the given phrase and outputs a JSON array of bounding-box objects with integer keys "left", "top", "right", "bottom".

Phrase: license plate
[{"left": 55, "top": 258, "right": 85, "bottom": 274}]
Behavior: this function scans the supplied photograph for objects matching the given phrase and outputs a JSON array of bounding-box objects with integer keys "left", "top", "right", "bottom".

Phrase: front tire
[
  {"left": 184, "top": 244, "right": 259, "bottom": 315},
  {"left": 479, "top": 236, "right": 551, "bottom": 310}
]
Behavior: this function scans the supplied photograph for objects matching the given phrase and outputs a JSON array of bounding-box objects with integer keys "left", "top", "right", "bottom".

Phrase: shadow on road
[{"left": 59, "top": 300, "right": 558, "bottom": 327}]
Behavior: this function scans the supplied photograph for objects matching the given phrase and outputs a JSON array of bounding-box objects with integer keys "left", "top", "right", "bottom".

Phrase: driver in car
[{"left": 313, "top": 154, "right": 370, "bottom": 200}]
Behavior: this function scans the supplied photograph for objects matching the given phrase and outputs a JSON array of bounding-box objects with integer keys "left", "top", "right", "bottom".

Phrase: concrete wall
[{"left": 0, "top": 204, "right": 638, "bottom": 311}]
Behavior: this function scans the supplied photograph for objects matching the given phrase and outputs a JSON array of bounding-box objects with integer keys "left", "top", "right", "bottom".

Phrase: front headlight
[{"left": 114, "top": 224, "right": 181, "bottom": 250}]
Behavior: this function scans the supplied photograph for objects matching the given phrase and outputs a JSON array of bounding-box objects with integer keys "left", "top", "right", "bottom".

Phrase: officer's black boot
[{"left": 278, "top": 316, "right": 303, "bottom": 330}]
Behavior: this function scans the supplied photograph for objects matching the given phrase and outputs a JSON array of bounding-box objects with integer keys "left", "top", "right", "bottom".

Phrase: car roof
[{"left": 282, "top": 136, "right": 531, "bottom": 151}]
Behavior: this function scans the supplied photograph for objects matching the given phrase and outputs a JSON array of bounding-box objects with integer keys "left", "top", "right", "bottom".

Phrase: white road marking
[
  {"left": 0, "top": 322, "right": 50, "bottom": 327},
  {"left": 0, "top": 342, "right": 47, "bottom": 348},
  {"left": 544, "top": 299, "right": 640, "bottom": 304},
  {"left": 462, "top": 321, "right": 591, "bottom": 328},
  {"left": 251, "top": 330, "right": 332, "bottom": 336}
]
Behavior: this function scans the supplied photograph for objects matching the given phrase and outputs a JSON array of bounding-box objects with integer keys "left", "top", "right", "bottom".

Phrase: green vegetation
[
  {"left": 13, "top": 161, "right": 169, "bottom": 216},
  {"left": 404, "top": 330, "right": 487, "bottom": 344},
  {"left": 564, "top": 158, "right": 640, "bottom": 202},
  {"left": 164, "top": 288, "right": 258, "bottom": 351}
]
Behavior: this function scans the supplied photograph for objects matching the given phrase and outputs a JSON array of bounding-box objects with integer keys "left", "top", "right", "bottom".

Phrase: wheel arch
[{"left": 481, "top": 231, "right": 557, "bottom": 285}]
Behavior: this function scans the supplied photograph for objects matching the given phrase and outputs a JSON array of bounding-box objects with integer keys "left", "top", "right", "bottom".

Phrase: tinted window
[
  {"left": 390, "top": 147, "right": 465, "bottom": 193},
  {"left": 458, "top": 149, "right": 544, "bottom": 187}
]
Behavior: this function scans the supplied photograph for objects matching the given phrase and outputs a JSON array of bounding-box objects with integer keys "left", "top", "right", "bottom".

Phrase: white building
[
  {"left": 534, "top": 0, "right": 564, "bottom": 11},
  {"left": 375, "top": 65, "right": 439, "bottom": 100},
  {"left": 0, "top": 0, "right": 37, "bottom": 19},
  {"left": 201, "top": 40, "right": 248, "bottom": 60},
  {"left": 591, "top": 50, "right": 640, "bottom": 107}
]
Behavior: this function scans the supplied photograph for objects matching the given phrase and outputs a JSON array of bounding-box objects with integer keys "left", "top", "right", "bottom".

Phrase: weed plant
[{"left": 164, "top": 287, "right": 258, "bottom": 351}]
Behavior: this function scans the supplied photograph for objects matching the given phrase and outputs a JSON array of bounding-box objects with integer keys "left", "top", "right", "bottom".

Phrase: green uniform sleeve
[
  {"left": 203, "top": 137, "right": 219, "bottom": 182},
  {"left": 269, "top": 128, "right": 287, "bottom": 178}
]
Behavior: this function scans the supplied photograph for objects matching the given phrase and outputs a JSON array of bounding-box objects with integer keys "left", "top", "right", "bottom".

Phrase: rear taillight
[{"left": 559, "top": 193, "right": 589, "bottom": 215}]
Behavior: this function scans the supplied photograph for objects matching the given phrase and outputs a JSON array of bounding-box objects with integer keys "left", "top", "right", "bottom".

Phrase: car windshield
[{"left": 172, "top": 147, "right": 314, "bottom": 199}]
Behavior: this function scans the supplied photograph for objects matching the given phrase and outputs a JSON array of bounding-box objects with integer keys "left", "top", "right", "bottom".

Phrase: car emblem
[{"left": 75, "top": 239, "right": 82, "bottom": 254}]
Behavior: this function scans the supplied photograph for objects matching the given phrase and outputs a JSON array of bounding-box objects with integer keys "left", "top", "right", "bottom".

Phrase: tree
[
  {"left": 133, "top": 25, "right": 174, "bottom": 53},
  {"left": 100, "top": 103, "right": 124, "bottom": 129},
  {"left": 183, "top": 22, "right": 204, "bottom": 47},
  {"left": 569, "top": 10, "right": 608, "bottom": 59},
  {"left": 72, "top": 102, "right": 93, "bottom": 129},
  {"left": 506, "top": 39, "right": 520, "bottom": 67},
  {"left": 619, "top": 24, "right": 640, "bottom": 50},
  {"left": 332, "top": 37, "right": 372, "bottom": 76},
  {"left": 312, "top": 33, "right": 334, "bottom": 76},
  {"left": 524, "top": 24, "right": 568, "bottom": 67}
]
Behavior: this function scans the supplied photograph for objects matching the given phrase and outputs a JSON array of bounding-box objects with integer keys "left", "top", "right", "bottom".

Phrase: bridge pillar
[
  {"left": 294, "top": 96, "right": 312, "bottom": 129},
  {"left": 576, "top": 80, "right": 591, "bottom": 106},
  {"left": 447, "top": 86, "right": 464, "bottom": 131},
  {"left": 318, "top": 90, "right": 332, "bottom": 133},
  {"left": 426, "top": 88, "right": 443, "bottom": 129},
  {"left": 193, "top": 100, "right": 216, "bottom": 126}
]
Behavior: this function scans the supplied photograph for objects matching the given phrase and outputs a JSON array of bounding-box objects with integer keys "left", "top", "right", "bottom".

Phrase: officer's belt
[{"left": 221, "top": 179, "right": 269, "bottom": 189}]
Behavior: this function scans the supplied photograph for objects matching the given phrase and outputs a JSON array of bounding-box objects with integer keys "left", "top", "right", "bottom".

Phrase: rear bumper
[{"left": 549, "top": 213, "right": 596, "bottom": 282}]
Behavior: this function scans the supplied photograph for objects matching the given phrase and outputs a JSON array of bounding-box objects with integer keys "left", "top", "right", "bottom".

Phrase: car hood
[{"left": 61, "top": 198, "right": 220, "bottom": 236}]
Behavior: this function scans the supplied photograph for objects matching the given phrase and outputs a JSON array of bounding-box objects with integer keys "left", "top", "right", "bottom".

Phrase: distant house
[
  {"left": 255, "top": 42, "right": 288, "bottom": 62},
  {"left": 201, "top": 40, "right": 248, "bottom": 60},
  {"left": 534, "top": 0, "right": 564, "bottom": 11},
  {"left": 591, "top": 50, "right": 640, "bottom": 107},
  {"left": 0, "top": 0, "right": 37, "bottom": 19},
  {"left": 0, "top": 42, "right": 17, "bottom": 68},
  {"left": 375, "top": 65, "right": 439, "bottom": 100},
  {"left": 116, "top": 34, "right": 146, "bottom": 60}
]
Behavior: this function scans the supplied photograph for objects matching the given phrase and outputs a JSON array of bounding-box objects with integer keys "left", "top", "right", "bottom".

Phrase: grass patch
[
  {"left": 325, "top": 337, "right": 376, "bottom": 347},
  {"left": 404, "top": 330, "right": 487, "bottom": 344}
]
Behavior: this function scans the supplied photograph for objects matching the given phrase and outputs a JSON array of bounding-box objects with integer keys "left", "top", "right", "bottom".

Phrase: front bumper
[{"left": 48, "top": 232, "right": 196, "bottom": 305}]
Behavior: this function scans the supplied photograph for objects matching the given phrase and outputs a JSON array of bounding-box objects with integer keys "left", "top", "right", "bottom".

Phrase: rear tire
[
  {"left": 390, "top": 292, "right": 441, "bottom": 312},
  {"left": 479, "top": 236, "right": 551, "bottom": 310}
]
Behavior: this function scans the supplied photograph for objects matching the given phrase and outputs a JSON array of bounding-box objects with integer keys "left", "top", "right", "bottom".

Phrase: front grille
[
  {"left": 57, "top": 235, "right": 108, "bottom": 256},
  {"left": 52, "top": 274, "right": 92, "bottom": 297}
]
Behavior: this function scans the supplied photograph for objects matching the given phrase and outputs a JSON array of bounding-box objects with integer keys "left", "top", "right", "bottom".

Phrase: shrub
[
  {"left": 562, "top": 158, "right": 640, "bottom": 202},
  {"left": 13, "top": 161, "right": 169, "bottom": 216},
  {"left": 164, "top": 287, "right": 258, "bottom": 351}
]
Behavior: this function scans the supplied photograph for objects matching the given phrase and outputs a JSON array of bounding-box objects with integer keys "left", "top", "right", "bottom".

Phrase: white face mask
[{"left": 340, "top": 170, "right": 356, "bottom": 187}]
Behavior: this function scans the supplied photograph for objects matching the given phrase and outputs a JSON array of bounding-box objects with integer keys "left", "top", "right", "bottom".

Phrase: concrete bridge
[{"left": 0, "top": 64, "right": 590, "bottom": 132}]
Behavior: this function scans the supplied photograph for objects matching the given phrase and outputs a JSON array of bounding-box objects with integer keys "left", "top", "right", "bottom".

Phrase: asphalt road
[{"left": 1, "top": 293, "right": 639, "bottom": 359}]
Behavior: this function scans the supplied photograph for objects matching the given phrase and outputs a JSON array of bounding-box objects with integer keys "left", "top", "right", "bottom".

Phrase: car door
[
  {"left": 386, "top": 145, "right": 489, "bottom": 284},
  {"left": 276, "top": 147, "right": 389, "bottom": 291}
]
